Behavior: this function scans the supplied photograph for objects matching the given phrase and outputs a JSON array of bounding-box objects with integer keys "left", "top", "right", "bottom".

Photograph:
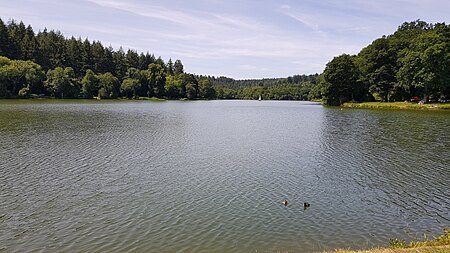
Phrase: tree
[
  {"left": 181, "top": 73, "right": 199, "bottom": 99},
  {"left": 113, "top": 47, "right": 127, "bottom": 80},
  {"left": 166, "top": 58, "right": 174, "bottom": 76},
  {"left": 45, "top": 67, "right": 80, "bottom": 98},
  {"left": 125, "top": 49, "right": 139, "bottom": 69},
  {"left": 358, "top": 37, "right": 397, "bottom": 101},
  {"left": 81, "top": 69, "right": 99, "bottom": 98},
  {"left": 322, "top": 54, "right": 364, "bottom": 105},
  {"left": 146, "top": 63, "right": 166, "bottom": 97},
  {"left": 0, "top": 56, "right": 45, "bottom": 97},
  {"left": 165, "top": 75, "right": 184, "bottom": 98},
  {"left": 98, "top": 72, "right": 119, "bottom": 98},
  {"left": 121, "top": 78, "right": 141, "bottom": 98},
  {"left": 35, "top": 30, "right": 67, "bottom": 70},
  {"left": 173, "top": 59, "right": 184, "bottom": 75},
  {"left": 397, "top": 30, "right": 450, "bottom": 101},
  {"left": 0, "top": 18, "right": 13, "bottom": 58},
  {"left": 6, "top": 20, "right": 27, "bottom": 60},
  {"left": 20, "top": 25, "right": 39, "bottom": 61},
  {"left": 199, "top": 78, "right": 216, "bottom": 99}
]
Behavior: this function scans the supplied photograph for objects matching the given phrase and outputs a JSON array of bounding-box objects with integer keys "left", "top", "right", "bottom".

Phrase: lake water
[{"left": 0, "top": 100, "right": 449, "bottom": 252}]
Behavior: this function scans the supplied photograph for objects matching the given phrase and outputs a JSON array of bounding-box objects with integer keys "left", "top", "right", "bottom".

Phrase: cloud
[{"left": 2, "top": 0, "right": 449, "bottom": 79}]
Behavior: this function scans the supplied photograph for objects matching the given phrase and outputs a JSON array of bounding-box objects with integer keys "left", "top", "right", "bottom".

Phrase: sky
[{"left": 1, "top": 0, "right": 449, "bottom": 79}]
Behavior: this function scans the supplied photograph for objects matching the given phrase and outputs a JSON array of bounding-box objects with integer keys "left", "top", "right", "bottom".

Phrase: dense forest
[
  {"left": 0, "top": 17, "right": 318, "bottom": 100},
  {"left": 0, "top": 18, "right": 449, "bottom": 103},
  {"left": 0, "top": 18, "right": 214, "bottom": 99},
  {"left": 317, "top": 20, "right": 450, "bottom": 105}
]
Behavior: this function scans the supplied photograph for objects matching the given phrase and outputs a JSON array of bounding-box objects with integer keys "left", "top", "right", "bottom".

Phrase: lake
[{"left": 0, "top": 100, "right": 449, "bottom": 252}]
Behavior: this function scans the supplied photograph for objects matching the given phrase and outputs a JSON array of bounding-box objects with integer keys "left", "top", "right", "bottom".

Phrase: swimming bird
[
  {"left": 282, "top": 199, "right": 288, "bottom": 206},
  {"left": 304, "top": 202, "right": 310, "bottom": 208}
]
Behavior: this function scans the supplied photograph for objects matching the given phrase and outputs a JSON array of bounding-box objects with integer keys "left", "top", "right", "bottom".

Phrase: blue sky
[{"left": 1, "top": 0, "right": 449, "bottom": 79}]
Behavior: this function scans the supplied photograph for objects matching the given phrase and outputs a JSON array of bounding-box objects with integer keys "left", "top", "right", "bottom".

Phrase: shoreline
[
  {"left": 324, "top": 229, "right": 449, "bottom": 253},
  {"left": 323, "top": 245, "right": 450, "bottom": 253},
  {"left": 341, "top": 102, "right": 450, "bottom": 110}
]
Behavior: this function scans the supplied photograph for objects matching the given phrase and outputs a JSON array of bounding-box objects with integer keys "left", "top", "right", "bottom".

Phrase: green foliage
[
  {"left": 397, "top": 30, "right": 450, "bottom": 101},
  {"left": 45, "top": 67, "right": 80, "bottom": 98},
  {"left": 181, "top": 74, "right": 199, "bottom": 99},
  {"left": 358, "top": 37, "right": 397, "bottom": 101},
  {"left": 389, "top": 238, "right": 407, "bottom": 248},
  {"left": 173, "top": 59, "right": 184, "bottom": 75},
  {"left": 146, "top": 63, "right": 166, "bottom": 97},
  {"left": 199, "top": 78, "right": 216, "bottom": 99},
  {"left": 81, "top": 69, "right": 99, "bottom": 98},
  {"left": 165, "top": 75, "right": 185, "bottom": 99},
  {"left": 97, "top": 72, "right": 119, "bottom": 98},
  {"left": 0, "top": 56, "right": 45, "bottom": 97},
  {"left": 121, "top": 78, "right": 141, "bottom": 98},
  {"left": 322, "top": 54, "right": 364, "bottom": 105}
]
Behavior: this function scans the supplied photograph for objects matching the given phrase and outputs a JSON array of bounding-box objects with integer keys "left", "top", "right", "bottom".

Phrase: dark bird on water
[
  {"left": 304, "top": 202, "right": 311, "bottom": 208},
  {"left": 282, "top": 199, "right": 288, "bottom": 206}
]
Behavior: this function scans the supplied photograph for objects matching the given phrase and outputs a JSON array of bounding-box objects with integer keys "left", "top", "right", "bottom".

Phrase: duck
[
  {"left": 304, "top": 202, "right": 311, "bottom": 208},
  {"left": 282, "top": 199, "right": 288, "bottom": 206}
]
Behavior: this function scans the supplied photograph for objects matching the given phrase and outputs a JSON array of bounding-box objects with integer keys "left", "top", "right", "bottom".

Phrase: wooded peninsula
[{"left": 0, "top": 18, "right": 449, "bottom": 105}]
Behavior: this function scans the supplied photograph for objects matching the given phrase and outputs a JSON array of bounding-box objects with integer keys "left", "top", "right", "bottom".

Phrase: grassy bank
[
  {"left": 324, "top": 229, "right": 450, "bottom": 253},
  {"left": 342, "top": 102, "right": 450, "bottom": 110},
  {"left": 327, "top": 245, "right": 450, "bottom": 253}
]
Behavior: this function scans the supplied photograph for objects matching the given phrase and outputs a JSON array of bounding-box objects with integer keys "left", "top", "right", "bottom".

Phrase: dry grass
[
  {"left": 325, "top": 245, "right": 450, "bottom": 253},
  {"left": 322, "top": 229, "right": 450, "bottom": 253}
]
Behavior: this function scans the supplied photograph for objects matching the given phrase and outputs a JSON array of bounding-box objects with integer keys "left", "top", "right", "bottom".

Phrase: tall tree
[
  {"left": 0, "top": 18, "right": 12, "bottom": 58},
  {"left": 397, "top": 30, "right": 450, "bottom": 101},
  {"left": 173, "top": 59, "right": 184, "bottom": 75},
  {"left": 146, "top": 63, "right": 166, "bottom": 97},
  {"left": 19, "top": 25, "right": 39, "bottom": 61},
  {"left": 166, "top": 58, "right": 174, "bottom": 76},
  {"left": 113, "top": 47, "right": 127, "bottom": 80},
  {"left": 181, "top": 73, "right": 199, "bottom": 99},
  {"left": 322, "top": 54, "right": 364, "bottom": 105},
  {"left": 121, "top": 78, "right": 141, "bottom": 98},
  {"left": 0, "top": 56, "right": 44, "bottom": 97},
  {"left": 358, "top": 37, "right": 397, "bottom": 101},
  {"left": 98, "top": 72, "right": 119, "bottom": 98},
  {"left": 45, "top": 67, "right": 80, "bottom": 98},
  {"left": 199, "top": 78, "right": 216, "bottom": 99},
  {"left": 81, "top": 69, "right": 99, "bottom": 98}
]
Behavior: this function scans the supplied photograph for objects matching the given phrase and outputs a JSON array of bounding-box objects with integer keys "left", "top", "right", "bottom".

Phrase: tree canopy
[{"left": 321, "top": 20, "right": 450, "bottom": 105}]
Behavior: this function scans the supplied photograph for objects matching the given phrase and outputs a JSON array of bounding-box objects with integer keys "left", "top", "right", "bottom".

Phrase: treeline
[
  {"left": 194, "top": 74, "right": 319, "bottom": 100},
  {"left": 213, "top": 83, "right": 316, "bottom": 100},
  {"left": 0, "top": 17, "right": 317, "bottom": 100},
  {"left": 0, "top": 18, "right": 217, "bottom": 99},
  {"left": 2, "top": 18, "right": 448, "bottom": 103},
  {"left": 316, "top": 20, "right": 450, "bottom": 105},
  {"left": 201, "top": 74, "right": 319, "bottom": 89}
]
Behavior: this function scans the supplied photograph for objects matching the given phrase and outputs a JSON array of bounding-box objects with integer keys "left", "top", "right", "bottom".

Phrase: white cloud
[{"left": 1, "top": 0, "right": 449, "bottom": 79}]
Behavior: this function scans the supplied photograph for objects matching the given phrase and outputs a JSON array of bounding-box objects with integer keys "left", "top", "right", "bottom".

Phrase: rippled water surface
[{"left": 0, "top": 100, "right": 449, "bottom": 252}]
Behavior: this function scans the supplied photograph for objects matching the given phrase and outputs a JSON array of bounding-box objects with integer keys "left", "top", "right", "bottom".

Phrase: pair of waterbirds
[{"left": 282, "top": 199, "right": 310, "bottom": 208}]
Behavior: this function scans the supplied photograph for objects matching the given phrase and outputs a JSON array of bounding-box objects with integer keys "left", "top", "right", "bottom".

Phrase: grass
[
  {"left": 135, "top": 96, "right": 167, "bottom": 101},
  {"left": 341, "top": 102, "right": 450, "bottom": 110},
  {"left": 326, "top": 245, "right": 450, "bottom": 253},
  {"left": 323, "top": 228, "right": 450, "bottom": 253}
]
